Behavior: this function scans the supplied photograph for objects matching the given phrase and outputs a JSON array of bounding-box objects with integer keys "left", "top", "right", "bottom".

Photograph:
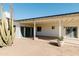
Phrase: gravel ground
[{"left": 0, "top": 38, "right": 79, "bottom": 56}]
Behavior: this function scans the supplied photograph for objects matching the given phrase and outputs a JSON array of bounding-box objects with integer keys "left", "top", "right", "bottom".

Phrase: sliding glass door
[
  {"left": 65, "top": 27, "right": 77, "bottom": 38},
  {"left": 21, "top": 27, "right": 33, "bottom": 37}
]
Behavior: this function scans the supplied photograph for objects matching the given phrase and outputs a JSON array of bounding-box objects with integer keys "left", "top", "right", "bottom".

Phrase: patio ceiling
[{"left": 15, "top": 13, "right": 79, "bottom": 26}]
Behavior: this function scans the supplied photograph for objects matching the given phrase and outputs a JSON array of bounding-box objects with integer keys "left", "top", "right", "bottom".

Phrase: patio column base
[{"left": 33, "top": 37, "right": 38, "bottom": 40}]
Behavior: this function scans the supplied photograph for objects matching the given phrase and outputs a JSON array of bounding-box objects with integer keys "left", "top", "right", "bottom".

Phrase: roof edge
[{"left": 15, "top": 11, "right": 79, "bottom": 21}]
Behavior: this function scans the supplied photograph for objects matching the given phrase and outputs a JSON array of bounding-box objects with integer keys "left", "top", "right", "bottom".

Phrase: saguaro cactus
[{"left": 0, "top": 3, "right": 15, "bottom": 47}]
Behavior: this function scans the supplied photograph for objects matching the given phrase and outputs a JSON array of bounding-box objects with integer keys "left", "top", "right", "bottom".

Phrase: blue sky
[{"left": 3, "top": 3, "right": 79, "bottom": 20}]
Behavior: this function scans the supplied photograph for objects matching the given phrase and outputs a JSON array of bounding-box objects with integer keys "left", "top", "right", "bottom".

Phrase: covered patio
[
  {"left": 15, "top": 17, "right": 62, "bottom": 40},
  {"left": 15, "top": 13, "right": 79, "bottom": 41}
]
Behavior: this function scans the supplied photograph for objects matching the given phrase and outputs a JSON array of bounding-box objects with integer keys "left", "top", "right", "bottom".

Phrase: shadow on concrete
[
  {"left": 37, "top": 36, "right": 57, "bottom": 40},
  {"left": 49, "top": 42, "right": 58, "bottom": 47}
]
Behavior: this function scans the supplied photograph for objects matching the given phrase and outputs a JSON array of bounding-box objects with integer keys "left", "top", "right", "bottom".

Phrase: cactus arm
[{"left": 0, "top": 3, "right": 15, "bottom": 47}]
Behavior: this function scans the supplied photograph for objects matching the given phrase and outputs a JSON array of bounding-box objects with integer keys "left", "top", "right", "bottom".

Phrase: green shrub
[{"left": 57, "top": 36, "right": 64, "bottom": 41}]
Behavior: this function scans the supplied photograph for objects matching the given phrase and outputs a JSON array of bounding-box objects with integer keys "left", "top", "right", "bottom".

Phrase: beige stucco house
[{"left": 15, "top": 12, "right": 79, "bottom": 40}]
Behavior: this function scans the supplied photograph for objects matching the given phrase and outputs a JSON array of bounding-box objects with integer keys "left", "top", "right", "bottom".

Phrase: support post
[
  {"left": 59, "top": 20, "right": 62, "bottom": 37},
  {"left": 33, "top": 21, "right": 36, "bottom": 40},
  {"left": 78, "top": 27, "right": 79, "bottom": 39}
]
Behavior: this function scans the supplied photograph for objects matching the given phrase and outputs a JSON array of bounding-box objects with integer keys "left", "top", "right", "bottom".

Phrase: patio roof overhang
[{"left": 14, "top": 12, "right": 79, "bottom": 25}]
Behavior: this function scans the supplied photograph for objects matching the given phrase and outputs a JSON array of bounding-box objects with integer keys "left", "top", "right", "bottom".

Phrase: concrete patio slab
[{"left": 0, "top": 38, "right": 79, "bottom": 56}]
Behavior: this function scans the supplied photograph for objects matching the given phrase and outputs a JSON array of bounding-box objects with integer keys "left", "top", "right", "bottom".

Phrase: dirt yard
[{"left": 0, "top": 38, "right": 79, "bottom": 56}]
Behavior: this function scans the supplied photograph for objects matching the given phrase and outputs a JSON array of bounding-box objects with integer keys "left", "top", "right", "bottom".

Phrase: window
[
  {"left": 52, "top": 26, "right": 55, "bottom": 29},
  {"left": 37, "top": 27, "right": 42, "bottom": 32}
]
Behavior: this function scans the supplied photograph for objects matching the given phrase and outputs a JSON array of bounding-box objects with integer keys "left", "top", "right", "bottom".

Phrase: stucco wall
[
  {"left": 36, "top": 26, "right": 59, "bottom": 37},
  {"left": 36, "top": 22, "right": 59, "bottom": 37},
  {"left": 15, "top": 26, "right": 22, "bottom": 38},
  {"left": 14, "top": 22, "right": 22, "bottom": 38}
]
